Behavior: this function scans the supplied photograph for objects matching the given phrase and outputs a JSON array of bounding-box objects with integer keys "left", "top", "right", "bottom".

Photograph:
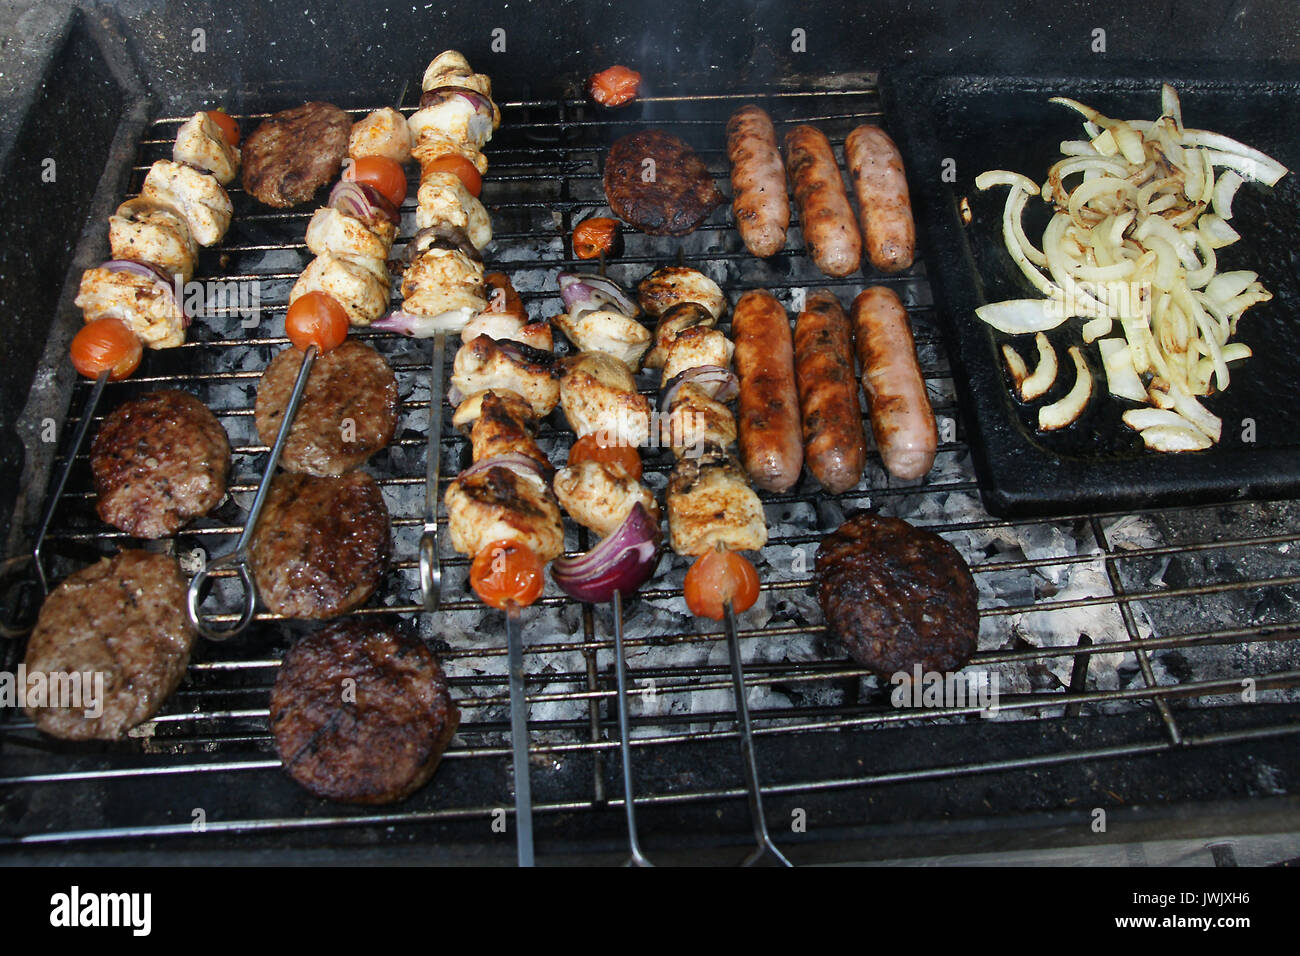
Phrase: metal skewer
[
  {"left": 610, "top": 589, "right": 652, "bottom": 865},
  {"left": 504, "top": 602, "right": 535, "bottom": 866},
  {"left": 186, "top": 345, "right": 317, "bottom": 640},
  {"left": 0, "top": 370, "right": 109, "bottom": 637},
  {"left": 418, "top": 330, "right": 447, "bottom": 610},
  {"left": 723, "top": 600, "right": 793, "bottom": 867}
]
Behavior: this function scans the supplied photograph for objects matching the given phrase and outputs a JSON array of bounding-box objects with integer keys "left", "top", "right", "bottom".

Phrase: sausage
[
  {"left": 794, "top": 291, "right": 867, "bottom": 494},
  {"left": 726, "top": 105, "right": 790, "bottom": 258},
  {"left": 732, "top": 289, "right": 803, "bottom": 492},
  {"left": 851, "top": 287, "right": 937, "bottom": 480},
  {"left": 783, "top": 125, "right": 862, "bottom": 278},
  {"left": 844, "top": 125, "right": 915, "bottom": 274}
]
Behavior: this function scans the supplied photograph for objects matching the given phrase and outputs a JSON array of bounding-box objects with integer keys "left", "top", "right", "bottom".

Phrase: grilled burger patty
[
  {"left": 604, "top": 129, "right": 724, "bottom": 236},
  {"left": 242, "top": 102, "right": 350, "bottom": 208},
  {"left": 249, "top": 471, "right": 390, "bottom": 619},
  {"left": 255, "top": 340, "right": 399, "bottom": 476},
  {"left": 23, "top": 550, "right": 196, "bottom": 740},
  {"left": 90, "top": 389, "right": 230, "bottom": 539},
  {"left": 815, "top": 513, "right": 978, "bottom": 677},
  {"left": 270, "top": 618, "right": 459, "bottom": 804}
]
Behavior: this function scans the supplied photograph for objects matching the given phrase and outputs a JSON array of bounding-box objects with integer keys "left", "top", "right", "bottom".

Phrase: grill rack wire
[{"left": 2, "top": 83, "right": 1299, "bottom": 860}]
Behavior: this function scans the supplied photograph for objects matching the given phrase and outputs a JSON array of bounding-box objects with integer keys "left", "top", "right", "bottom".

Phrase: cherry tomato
[
  {"left": 588, "top": 65, "right": 642, "bottom": 107},
  {"left": 568, "top": 432, "right": 642, "bottom": 481},
  {"left": 285, "top": 292, "right": 350, "bottom": 353},
  {"left": 483, "top": 272, "right": 526, "bottom": 318},
  {"left": 205, "top": 109, "right": 240, "bottom": 147},
  {"left": 683, "top": 548, "right": 760, "bottom": 620},
  {"left": 70, "top": 317, "right": 142, "bottom": 381},
  {"left": 571, "top": 217, "right": 623, "bottom": 260},
  {"left": 347, "top": 155, "right": 408, "bottom": 207},
  {"left": 470, "top": 539, "right": 545, "bottom": 610},
  {"left": 422, "top": 153, "right": 482, "bottom": 198}
]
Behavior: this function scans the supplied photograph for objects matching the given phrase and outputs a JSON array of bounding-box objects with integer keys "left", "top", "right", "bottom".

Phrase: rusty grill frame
[{"left": 2, "top": 82, "right": 1299, "bottom": 862}]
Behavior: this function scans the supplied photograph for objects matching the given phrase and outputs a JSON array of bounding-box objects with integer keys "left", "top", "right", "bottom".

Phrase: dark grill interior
[{"left": 2, "top": 80, "right": 1299, "bottom": 864}]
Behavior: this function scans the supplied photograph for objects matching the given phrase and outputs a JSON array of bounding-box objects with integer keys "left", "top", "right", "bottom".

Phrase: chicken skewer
[
  {"left": 2, "top": 110, "right": 243, "bottom": 635},
  {"left": 548, "top": 267, "right": 662, "bottom": 865},
  {"left": 189, "top": 111, "right": 407, "bottom": 636},
  {"left": 642, "top": 266, "right": 793, "bottom": 866}
]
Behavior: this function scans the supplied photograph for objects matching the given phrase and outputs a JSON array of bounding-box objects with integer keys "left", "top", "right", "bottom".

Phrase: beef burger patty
[
  {"left": 255, "top": 340, "right": 399, "bottom": 476},
  {"left": 603, "top": 129, "right": 724, "bottom": 236},
  {"left": 242, "top": 102, "right": 350, "bottom": 208},
  {"left": 249, "top": 471, "right": 390, "bottom": 619},
  {"left": 270, "top": 618, "right": 459, "bottom": 804},
  {"left": 815, "top": 512, "right": 978, "bottom": 677},
  {"left": 24, "top": 550, "right": 196, "bottom": 740},
  {"left": 90, "top": 389, "right": 230, "bottom": 539}
]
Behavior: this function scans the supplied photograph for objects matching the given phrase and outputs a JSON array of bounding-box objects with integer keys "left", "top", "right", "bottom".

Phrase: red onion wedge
[
  {"left": 558, "top": 271, "right": 638, "bottom": 319},
  {"left": 329, "top": 179, "right": 400, "bottom": 227},
  {"left": 460, "top": 451, "right": 554, "bottom": 484},
  {"left": 551, "top": 503, "right": 663, "bottom": 604},
  {"left": 659, "top": 365, "right": 739, "bottom": 410},
  {"left": 372, "top": 307, "right": 477, "bottom": 337}
]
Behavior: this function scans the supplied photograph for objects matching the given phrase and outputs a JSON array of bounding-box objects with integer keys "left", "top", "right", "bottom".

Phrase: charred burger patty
[
  {"left": 270, "top": 618, "right": 459, "bottom": 804},
  {"left": 603, "top": 129, "right": 724, "bottom": 236},
  {"left": 816, "top": 512, "right": 978, "bottom": 677},
  {"left": 242, "top": 101, "right": 350, "bottom": 208}
]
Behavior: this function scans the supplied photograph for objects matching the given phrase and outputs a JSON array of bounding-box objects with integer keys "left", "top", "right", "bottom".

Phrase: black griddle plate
[{"left": 880, "top": 64, "right": 1300, "bottom": 517}]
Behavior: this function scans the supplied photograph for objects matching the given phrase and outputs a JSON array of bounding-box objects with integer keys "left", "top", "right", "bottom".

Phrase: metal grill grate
[{"left": 2, "top": 83, "right": 1299, "bottom": 859}]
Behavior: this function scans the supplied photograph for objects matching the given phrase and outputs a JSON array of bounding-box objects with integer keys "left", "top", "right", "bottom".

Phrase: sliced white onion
[
  {"left": 1038, "top": 346, "right": 1092, "bottom": 431},
  {"left": 1019, "top": 333, "right": 1058, "bottom": 401},
  {"left": 1099, "top": 338, "right": 1148, "bottom": 402},
  {"left": 1211, "top": 170, "right": 1244, "bottom": 220},
  {"left": 1136, "top": 423, "right": 1213, "bottom": 452},
  {"left": 975, "top": 298, "right": 1068, "bottom": 335}
]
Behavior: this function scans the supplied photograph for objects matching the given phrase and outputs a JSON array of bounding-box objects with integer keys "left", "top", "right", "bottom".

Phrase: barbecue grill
[{"left": 1, "top": 1, "right": 1298, "bottom": 866}]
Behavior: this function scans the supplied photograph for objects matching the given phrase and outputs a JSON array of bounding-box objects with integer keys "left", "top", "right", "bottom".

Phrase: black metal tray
[{"left": 880, "top": 64, "right": 1300, "bottom": 517}]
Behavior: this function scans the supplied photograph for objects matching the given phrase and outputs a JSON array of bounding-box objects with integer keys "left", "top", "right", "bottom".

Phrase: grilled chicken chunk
[
  {"left": 413, "top": 133, "right": 489, "bottom": 176},
  {"left": 108, "top": 198, "right": 198, "bottom": 284},
  {"left": 173, "top": 111, "right": 241, "bottom": 185},
  {"left": 465, "top": 390, "right": 551, "bottom": 470},
  {"left": 554, "top": 308, "right": 652, "bottom": 369},
  {"left": 141, "top": 159, "right": 232, "bottom": 246},
  {"left": 290, "top": 252, "right": 390, "bottom": 326},
  {"left": 306, "top": 206, "right": 393, "bottom": 262},
  {"left": 637, "top": 265, "right": 728, "bottom": 320},
  {"left": 75, "top": 266, "right": 187, "bottom": 349},
  {"left": 553, "top": 460, "right": 660, "bottom": 539},
  {"left": 415, "top": 170, "right": 492, "bottom": 249},
  {"left": 644, "top": 302, "right": 718, "bottom": 370},
  {"left": 348, "top": 107, "right": 413, "bottom": 164},
  {"left": 446, "top": 465, "right": 564, "bottom": 563},
  {"left": 666, "top": 450, "right": 768, "bottom": 556},
  {"left": 462, "top": 311, "right": 553, "bottom": 351},
  {"left": 662, "top": 381, "right": 737, "bottom": 458},
  {"left": 560, "top": 351, "right": 651, "bottom": 447},
  {"left": 409, "top": 92, "right": 497, "bottom": 152},
  {"left": 660, "top": 326, "right": 734, "bottom": 385},
  {"left": 452, "top": 387, "right": 533, "bottom": 429},
  {"left": 451, "top": 334, "right": 561, "bottom": 418},
  {"left": 401, "top": 247, "right": 486, "bottom": 324}
]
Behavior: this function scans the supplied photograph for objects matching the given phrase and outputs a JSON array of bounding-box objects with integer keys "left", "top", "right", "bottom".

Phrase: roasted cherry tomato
[
  {"left": 484, "top": 272, "right": 526, "bottom": 318},
  {"left": 285, "top": 292, "right": 350, "bottom": 352},
  {"left": 571, "top": 217, "right": 623, "bottom": 260},
  {"left": 683, "top": 548, "right": 760, "bottom": 620},
  {"left": 588, "top": 65, "right": 642, "bottom": 107},
  {"left": 205, "top": 109, "right": 240, "bottom": 147},
  {"left": 568, "top": 432, "right": 642, "bottom": 481},
  {"left": 70, "top": 317, "right": 142, "bottom": 381},
  {"left": 422, "top": 153, "right": 482, "bottom": 198},
  {"left": 470, "top": 539, "right": 545, "bottom": 610},
  {"left": 347, "top": 155, "right": 408, "bottom": 207}
]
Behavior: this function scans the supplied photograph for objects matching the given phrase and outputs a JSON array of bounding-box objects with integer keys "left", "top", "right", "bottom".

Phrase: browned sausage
[
  {"left": 794, "top": 290, "right": 867, "bottom": 494},
  {"left": 726, "top": 105, "right": 789, "bottom": 258},
  {"left": 784, "top": 125, "right": 862, "bottom": 278},
  {"left": 732, "top": 289, "right": 803, "bottom": 492},
  {"left": 844, "top": 125, "right": 915, "bottom": 273},
  {"left": 851, "top": 287, "right": 937, "bottom": 480}
]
